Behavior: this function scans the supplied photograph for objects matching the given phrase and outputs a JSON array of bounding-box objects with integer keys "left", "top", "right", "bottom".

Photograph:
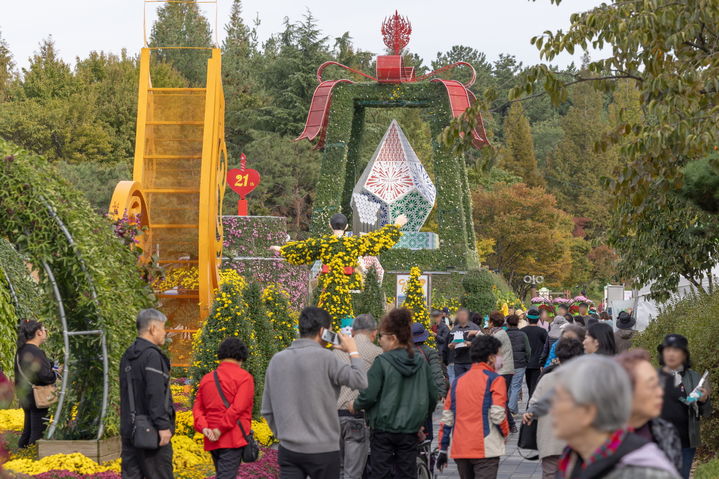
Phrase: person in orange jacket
[
  {"left": 436, "top": 335, "right": 509, "bottom": 479},
  {"left": 193, "top": 337, "right": 255, "bottom": 479}
]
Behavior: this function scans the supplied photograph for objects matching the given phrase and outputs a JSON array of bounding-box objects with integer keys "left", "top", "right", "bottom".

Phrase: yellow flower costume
[{"left": 279, "top": 223, "right": 402, "bottom": 328}]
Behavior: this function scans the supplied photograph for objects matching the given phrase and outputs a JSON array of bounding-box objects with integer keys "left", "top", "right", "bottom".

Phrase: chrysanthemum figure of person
[{"left": 271, "top": 213, "right": 407, "bottom": 331}]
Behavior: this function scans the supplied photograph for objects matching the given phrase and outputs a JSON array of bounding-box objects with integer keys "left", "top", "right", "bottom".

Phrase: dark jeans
[
  {"left": 278, "top": 445, "right": 340, "bottom": 479},
  {"left": 454, "top": 362, "right": 472, "bottom": 379},
  {"left": 19, "top": 406, "right": 48, "bottom": 449},
  {"left": 501, "top": 374, "right": 516, "bottom": 431},
  {"left": 121, "top": 437, "right": 173, "bottom": 479},
  {"left": 680, "top": 447, "right": 696, "bottom": 479},
  {"left": 210, "top": 447, "right": 243, "bottom": 479},
  {"left": 369, "top": 430, "right": 417, "bottom": 479},
  {"left": 455, "top": 457, "right": 499, "bottom": 479},
  {"left": 525, "top": 368, "right": 541, "bottom": 403}
]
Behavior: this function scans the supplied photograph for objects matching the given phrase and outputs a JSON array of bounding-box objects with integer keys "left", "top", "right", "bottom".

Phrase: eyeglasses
[{"left": 378, "top": 332, "right": 395, "bottom": 339}]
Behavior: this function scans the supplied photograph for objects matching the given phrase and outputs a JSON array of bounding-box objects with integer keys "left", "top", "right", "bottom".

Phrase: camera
[{"left": 321, "top": 329, "right": 341, "bottom": 346}]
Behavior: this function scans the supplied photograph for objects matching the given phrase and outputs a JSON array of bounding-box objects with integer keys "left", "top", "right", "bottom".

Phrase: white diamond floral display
[{"left": 352, "top": 120, "right": 436, "bottom": 233}]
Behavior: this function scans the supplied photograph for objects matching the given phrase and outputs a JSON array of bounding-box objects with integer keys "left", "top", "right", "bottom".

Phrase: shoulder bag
[
  {"left": 16, "top": 354, "right": 58, "bottom": 408},
  {"left": 125, "top": 356, "right": 171, "bottom": 450},
  {"left": 213, "top": 370, "right": 260, "bottom": 462}
]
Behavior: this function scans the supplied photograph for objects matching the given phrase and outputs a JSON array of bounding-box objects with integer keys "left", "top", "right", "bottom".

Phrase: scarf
[
  {"left": 558, "top": 429, "right": 628, "bottom": 478},
  {"left": 665, "top": 366, "right": 685, "bottom": 387}
]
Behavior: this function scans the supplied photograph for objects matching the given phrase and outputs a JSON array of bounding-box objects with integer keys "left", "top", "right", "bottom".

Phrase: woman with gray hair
[{"left": 551, "top": 355, "right": 680, "bottom": 479}]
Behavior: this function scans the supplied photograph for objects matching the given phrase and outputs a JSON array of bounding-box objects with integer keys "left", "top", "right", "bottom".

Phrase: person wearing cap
[
  {"left": 522, "top": 309, "right": 548, "bottom": 401},
  {"left": 430, "top": 309, "right": 451, "bottom": 367},
  {"left": 412, "top": 322, "right": 448, "bottom": 442},
  {"left": 614, "top": 311, "right": 637, "bottom": 354},
  {"left": 334, "top": 314, "right": 382, "bottom": 479},
  {"left": 658, "top": 334, "right": 712, "bottom": 479}
]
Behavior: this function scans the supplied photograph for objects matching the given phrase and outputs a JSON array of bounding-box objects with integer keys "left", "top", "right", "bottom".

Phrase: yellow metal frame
[{"left": 109, "top": 47, "right": 227, "bottom": 365}]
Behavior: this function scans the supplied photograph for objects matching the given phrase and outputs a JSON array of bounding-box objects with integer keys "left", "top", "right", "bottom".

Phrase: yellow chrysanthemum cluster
[
  {"left": 0, "top": 408, "right": 24, "bottom": 431},
  {"left": 252, "top": 418, "right": 277, "bottom": 446},
  {"left": 431, "top": 296, "right": 461, "bottom": 315},
  {"left": 402, "top": 266, "right": 434, "bottom": 347},
  {"left": 152, "top": 266, "right": 200, "bottom": 291},
  {"left": 4, "top": 453, "right": 121, "bottom": 475},
  {"left": 175, "top": 409, "right": 196, "bottom": 437},
  {"left": 261, "top": 283, "right": 298, "bottom": 349},
  {"left": 280, "top": 224, "right": 401, "bottom": 330}
]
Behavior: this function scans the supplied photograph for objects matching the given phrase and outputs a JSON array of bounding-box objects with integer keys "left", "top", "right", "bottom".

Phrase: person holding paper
[
  {"left": 657, "top": 334, "right": 712, "bottom": 479},
  {"left": 447, "top": 309, "right": 481, "bottom": 379}
]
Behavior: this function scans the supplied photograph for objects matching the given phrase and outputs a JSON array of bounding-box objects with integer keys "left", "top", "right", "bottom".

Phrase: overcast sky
[{"left": 1, "top": 0, "right": 604, "bottom": 71}]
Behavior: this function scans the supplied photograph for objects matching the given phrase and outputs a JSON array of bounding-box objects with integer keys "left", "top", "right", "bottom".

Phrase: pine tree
[
  {"left": 500, "top": 102, "right": 544, "bottom": 187},
  {"left": 401, "top": 267, "right": 433, "bottom": 347},
  {"left": 258, "top": 11, "right": 331, "bottom": 135},
  {"left": 243, "top": 281, "right": 276, "bottom": 411},
  {"left": 21, "top": 37, "right": 76, "bottom": 99},
  {"left": 353, "top": 266, "right": 385, "bottom": 322},
  {"left": 149, "top": 0, "right": 213, "bottom": 86},
  {"left": 0, "top": 30, "right": 13, "bottom": 100},
  {"left": 222, "top": 0, "right": 266, "bottom": 152}
]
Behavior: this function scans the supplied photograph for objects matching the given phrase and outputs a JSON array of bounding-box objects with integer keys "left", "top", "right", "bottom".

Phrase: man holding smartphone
[{"left": 262, "top": 307, "right": 368, "bottom": 479}]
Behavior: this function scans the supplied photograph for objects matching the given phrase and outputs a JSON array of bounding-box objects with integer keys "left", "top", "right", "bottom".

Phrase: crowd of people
[{"left": 11, "top": 303, "right": 713, "bottom": 479}]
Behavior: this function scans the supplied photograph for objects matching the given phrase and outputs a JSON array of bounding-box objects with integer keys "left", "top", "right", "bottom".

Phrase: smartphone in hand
[{"left": 321, "top": 329, "right": 341, "bottom": 346}]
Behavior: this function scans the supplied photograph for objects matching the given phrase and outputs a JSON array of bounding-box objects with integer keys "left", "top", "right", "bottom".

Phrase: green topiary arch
[
  {"left": 0, "top": 139, "right": 154, "bottom": 440},
  {"left": 309, "top": 82, "right": 480, "bottom": 271}
]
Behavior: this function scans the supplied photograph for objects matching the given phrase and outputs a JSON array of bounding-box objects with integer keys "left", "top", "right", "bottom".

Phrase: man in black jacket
[
  {"left": 521, "top": 309, "right": 548, "bottom": 404},
  {"left": 120, "top": 309, "right": 175, "bottom": 479},
  {"left": 430, "top": 309, "right": 451, "bottom": 365},
  {"left": 505, "top": 314, "right": 531, "bottom": 415}
]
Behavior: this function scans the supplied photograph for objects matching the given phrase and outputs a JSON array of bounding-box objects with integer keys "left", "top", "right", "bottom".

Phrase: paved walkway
[{"left": 431, "top": 381, "right": 543, "bottom": 479}]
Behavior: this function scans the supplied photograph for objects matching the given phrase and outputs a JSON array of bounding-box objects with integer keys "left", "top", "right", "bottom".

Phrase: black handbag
[
  {"left": 213, "top": 371, "right": 260, "bottom": 463},
  {"left": 517, "top": 419, "right": 539, "bottom": 460}
]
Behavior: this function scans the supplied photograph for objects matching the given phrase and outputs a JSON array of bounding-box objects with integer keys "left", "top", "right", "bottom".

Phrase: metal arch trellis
[{"left": 39, "top": 197, "right": 110, "bottom": 441}]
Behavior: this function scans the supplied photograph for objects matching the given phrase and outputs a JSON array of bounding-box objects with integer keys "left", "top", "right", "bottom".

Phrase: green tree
[
  {"left": 149, "top": 0, "right": 213, "bottom": 85},
  {"left": 517, "top": 0, "right": 719, "bottom": 224},
  {"left": 222, "top": 0, "right": 266, "bottom": 151},
  {"left": 402, "top": 266, "right": 432, "bottom": 346},
  {"left": 544, "top": 80, "right": 617, "bottom": 239},
  {"left": 258, "top": 11, "right": 332, "bottom": 136},
  {"left": 20, "top": 37, "right": 77, "bottom": 100},
  {"left": 0, "top": 30, "right": 13, "bottom": 100},
  {"left": 236, "top": 130, "right": 321, "bottom": 232},
  {"left": 500, "top": 102, "right": 544, "bottom": 187},
  {"left": 472, "top": 183, "right": 577, "bottom": 297},
  {"left": 610, "top": 194, "right": 719, "bottom": 302},
  {"left": 353, "top": 266, "right": 385, "bottom": 321}
]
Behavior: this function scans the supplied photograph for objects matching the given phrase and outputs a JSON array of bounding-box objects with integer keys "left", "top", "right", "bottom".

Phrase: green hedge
[
  {"left": 0, "top": 239, "right": 46, "bottom": 374},
  {"left": 461, "top": 269, "right": 512, "bottom": 316},
  {"left": 633, "top": 292, "right": 719, "bottom": 451},
  {"left": 0, "top": 139, "right": 154, "bottom": 439}
]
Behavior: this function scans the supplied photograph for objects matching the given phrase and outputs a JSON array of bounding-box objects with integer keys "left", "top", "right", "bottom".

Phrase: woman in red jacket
[{"left": 193, "top": 337, "right": 255, "bottom": 479}]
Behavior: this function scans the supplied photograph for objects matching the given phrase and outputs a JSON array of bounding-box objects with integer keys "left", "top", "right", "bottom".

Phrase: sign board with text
[{"left": 395, "top": 274, "right": 431, "bottom": 307}]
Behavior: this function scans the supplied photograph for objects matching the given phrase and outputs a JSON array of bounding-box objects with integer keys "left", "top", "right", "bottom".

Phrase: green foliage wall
[
  {"left": 632, "top": 292, "right": 719, "bottom": 451},
  {"left": 0, "top": 139, "right": 154, "bottom": 439}
]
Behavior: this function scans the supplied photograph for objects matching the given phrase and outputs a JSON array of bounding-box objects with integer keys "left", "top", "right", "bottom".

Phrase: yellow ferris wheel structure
[{"left": 109, "top": 1, "right": 227, "bottom": 366}]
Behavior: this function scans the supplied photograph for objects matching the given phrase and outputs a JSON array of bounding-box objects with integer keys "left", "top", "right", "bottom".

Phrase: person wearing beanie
[
  {"left": 521, "top": 309, "right": 548, "bottom": 401},
  {"left": 658, "top": 334, "right": 712, "bottom": 479},
  {"left": 614, "top": 311, "right": 638, "bottom": 354}
]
